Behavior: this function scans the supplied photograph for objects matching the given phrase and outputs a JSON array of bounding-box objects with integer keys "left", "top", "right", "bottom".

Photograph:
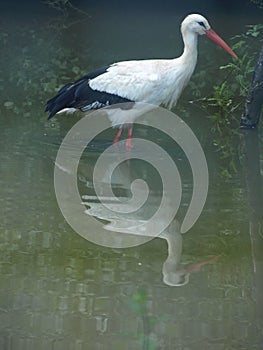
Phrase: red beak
[{"left": 205, "top": 29, "right": 238, "bottom": 59}]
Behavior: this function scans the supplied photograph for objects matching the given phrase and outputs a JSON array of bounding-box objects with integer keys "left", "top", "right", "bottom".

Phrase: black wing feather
[{"left": 45, "top": 65, "right": 133, "bottom": 120}]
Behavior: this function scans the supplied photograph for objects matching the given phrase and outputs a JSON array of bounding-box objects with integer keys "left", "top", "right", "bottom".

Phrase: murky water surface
[{"left": 0, "top": 7, "right": 263, "bottom": 350}]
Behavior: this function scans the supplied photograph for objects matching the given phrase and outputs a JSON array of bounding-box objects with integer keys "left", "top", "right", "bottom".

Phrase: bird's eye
[{"left": 197, "top": 21, "right": 206, "bottom": 28}]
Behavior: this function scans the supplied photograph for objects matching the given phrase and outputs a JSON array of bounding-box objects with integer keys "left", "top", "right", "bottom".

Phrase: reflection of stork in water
[
  {"left": 162, "top": 219, "right": 219, "bottom": 286},
  {"left": 55, "top": 145, "right": 218, "bottom": 286},
  {"left": 82, "top": 193, "right": 219, "bottom": 287}
]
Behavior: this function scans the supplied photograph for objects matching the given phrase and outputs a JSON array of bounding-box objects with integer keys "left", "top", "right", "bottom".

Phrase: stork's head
[
  {"left": 181, "top": 14, "right": 211, "bottom": 35},
  {"left": 181, "top": 13, "right": 238, "bottom": 59}
]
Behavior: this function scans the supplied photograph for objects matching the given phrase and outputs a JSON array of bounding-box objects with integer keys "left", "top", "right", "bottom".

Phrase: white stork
[{"left": 45, "top": 13, "right": 237, "bottom": 147}]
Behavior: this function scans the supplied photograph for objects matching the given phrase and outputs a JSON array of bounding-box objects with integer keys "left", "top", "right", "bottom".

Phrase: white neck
[
  {"left": 163, "top": 231, "right": 183, "bottom": 266},
  {"left": 180, "top": 28, "right": 198, "bottom": 65},
  {"left": 163, "top": 29, "right": 199, "bottom": 109}
]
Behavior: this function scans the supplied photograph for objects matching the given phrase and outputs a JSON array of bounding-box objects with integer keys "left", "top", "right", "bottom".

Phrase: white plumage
[{"left": 89, "top": 59, "right": 194, "bottom": 109}]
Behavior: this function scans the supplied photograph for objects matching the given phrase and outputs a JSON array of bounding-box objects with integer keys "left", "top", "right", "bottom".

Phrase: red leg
[
  {"left": 125, "top": 126, "right": 133, "bottom": 162},
  {"left": 126, "top": 126, "right": 133, "bottom": 151},
  {"left": 113, "top": 128, "right": 123, "bottom": 144}
]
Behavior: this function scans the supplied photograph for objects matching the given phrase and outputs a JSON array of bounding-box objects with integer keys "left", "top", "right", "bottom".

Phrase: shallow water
[{"left": 1, "top": 6, "right": 263, "bottom": 350}]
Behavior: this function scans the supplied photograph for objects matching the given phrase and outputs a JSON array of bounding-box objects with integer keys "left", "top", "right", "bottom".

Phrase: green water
[{"left": 1, "top": 8, "right": 263, "bottom": 350}]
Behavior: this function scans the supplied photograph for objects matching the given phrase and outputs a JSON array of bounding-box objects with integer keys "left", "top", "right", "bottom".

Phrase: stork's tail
[{"left": 45, "top": 83, "right": 76, "bottom": 120}]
